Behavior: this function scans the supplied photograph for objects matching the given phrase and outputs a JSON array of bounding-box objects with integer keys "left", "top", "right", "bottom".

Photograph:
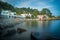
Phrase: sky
[{"left": 1, "top": 0, "right": 60, "bottom": 16}]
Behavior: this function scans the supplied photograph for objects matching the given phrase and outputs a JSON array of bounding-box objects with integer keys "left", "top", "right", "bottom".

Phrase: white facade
[
  {"left": 20, "top": 13, "right": 32, "bottom": 18},
  {"left": 1, "top": 10, "right": 16, "bottom": 18}
]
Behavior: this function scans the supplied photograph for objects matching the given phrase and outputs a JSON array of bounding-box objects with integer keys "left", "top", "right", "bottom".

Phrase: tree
[
  {"left": 32, "top": 9, "right": 39, "bottom": 18},
  {"left": 31, "top": 14, "right": 35, "bottom": 19},
  {"left": 57, "top": 16, "right": 60, "bottom": 18},
  {"left": 0, "top": 1, "right": 14, "bottom": 10},
  {"left": 26, "top": 16, "right": 31, "bottom": 19},
  {"left": 0, "top": 1, "right": 15, "bottom": 15},
  {"left": 40, "top": 8, "right": 52, "bottom": 17}
]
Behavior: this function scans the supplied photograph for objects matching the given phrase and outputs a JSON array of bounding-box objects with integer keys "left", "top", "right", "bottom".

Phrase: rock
[
  {"left": 31, "top": 32, "right": 38, "bottom": 40},
  {"left": 0, "top": 31, "right": 3, "bottom": 35},
  {"left": 0, "top": 25, "right": 4, "bottom": 30},
  {"left": 17, "top": 28, "right": 26, "bottom": 33},
  {"left": 4, "top": 29, "right": 16, "bottom": 36},
  {"left": 31, "top": 32, "right": 57, "bottom": 40}
]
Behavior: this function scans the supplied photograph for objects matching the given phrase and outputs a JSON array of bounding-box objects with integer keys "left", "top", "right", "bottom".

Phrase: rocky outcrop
[{"left": 17, "top": 28, "right": 26, "bottom": 33}]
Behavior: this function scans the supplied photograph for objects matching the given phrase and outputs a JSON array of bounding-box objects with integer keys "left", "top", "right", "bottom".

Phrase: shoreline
[
  {"left": 19, "top": 18, "right": 60, "bottom": 21},
  {"left": 0, "top": 18, "right": 60, "bottom": 21}
]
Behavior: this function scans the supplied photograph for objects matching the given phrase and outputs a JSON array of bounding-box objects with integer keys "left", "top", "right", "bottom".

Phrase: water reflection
[
  {"left": 25, "top": 20, "right": 51, "bottom": 27},
  {"left": 25, "top": 20, "right": 51, "bottom": 31},
  {"left": 26, "top": 20, "right": 38, "bottom": 28},
  {"left": 39, "top": 21, "right": 51, "bottom": 31},
  {"left": 30, "top": 20, "right": 60, "bottom": 40},
  {"left": 0, "top": 18, "right": 60, "bottom": 40}
]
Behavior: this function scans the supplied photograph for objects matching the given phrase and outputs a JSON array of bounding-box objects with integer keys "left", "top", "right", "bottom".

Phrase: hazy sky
[{"left": 1, "top": 0, "right": 60, "bottom": 16}]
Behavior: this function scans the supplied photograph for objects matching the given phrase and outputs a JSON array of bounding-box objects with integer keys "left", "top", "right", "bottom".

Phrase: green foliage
[
  {"left": 0, "top": 1, "right": 15, "bottom": 15},
  {"left": 0, "top": 1, "right": 14, "bottom": 11},
  {"left": 26, "top": 16, "right": 31, "bottom": 19},
  {"left": 57, "top": 16, "right": 60, "bottom": 18},
  {"left": 31, "top": 14, "right": 35, "bottom": 18},
  {"left": 15, "top": 7, "right": 39, "bottom": 18},
  {"left": 40, "top": 8, "right": 52, "bottom": 17},
  {"left": 0, "top": 1, "right": 54, "bottom": 18},
  {"left": 14, "top": 8, "right": 23, "bottom": 15},
  {"left": 32, "top": 9, "right": 39, "bottom": 18}
]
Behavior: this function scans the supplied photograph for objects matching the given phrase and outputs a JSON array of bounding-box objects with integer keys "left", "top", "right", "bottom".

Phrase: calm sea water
[{"left": 0, "top": 19, "right": 60, "bottom": 40}]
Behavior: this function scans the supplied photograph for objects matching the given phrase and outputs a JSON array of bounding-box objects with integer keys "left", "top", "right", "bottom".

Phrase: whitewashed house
[
  {"left": 20, "top": 13, "right": 32, "bottom": 18},
  {"left": 1, "top": 10, "right": 16, "bottom": 18}
]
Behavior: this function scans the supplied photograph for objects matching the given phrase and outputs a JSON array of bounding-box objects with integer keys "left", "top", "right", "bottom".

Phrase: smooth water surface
[{"left": 0, "top": 19, "right": 60, "bottom": 40}]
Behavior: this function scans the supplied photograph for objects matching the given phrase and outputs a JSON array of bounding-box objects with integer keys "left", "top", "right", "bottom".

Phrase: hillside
[
  {"left": 0, "top": 1, "right": 53, "bottom": 18},
  {"left": 0, "top": 1, "right": 14, "bottom": 13}
]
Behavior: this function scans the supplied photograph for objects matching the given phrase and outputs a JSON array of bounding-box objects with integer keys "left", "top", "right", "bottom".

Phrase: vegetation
[
  {"left": 40, "top": 8, "right": 52, "bottom": 17},
  {"left": 26, "top": 16, "right": 31, "bottom": 19},
  {"left": 0, "top": 1, "right": 14, "bottom": 13},
  {"left": 0, "top": 1, "right": 59, "bottom": 19},
  {"left": 14, "top": 8, "right": 53, "bottom": 18},
  {"left": 57, "top": 16, "right": 60, "bottom": 18}
]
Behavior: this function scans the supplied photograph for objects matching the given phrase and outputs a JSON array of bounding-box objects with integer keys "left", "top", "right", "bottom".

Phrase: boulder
[
  {"left": 4, "top": 29, "right": 16, "bottom": 36},
  {"left": 17, "top": 28, "right": 26, "bottom": 33}
]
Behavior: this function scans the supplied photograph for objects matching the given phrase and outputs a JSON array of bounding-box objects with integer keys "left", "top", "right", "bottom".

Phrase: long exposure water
[{"left": 0, "top": 18, "right": 60, "bottom": 40}]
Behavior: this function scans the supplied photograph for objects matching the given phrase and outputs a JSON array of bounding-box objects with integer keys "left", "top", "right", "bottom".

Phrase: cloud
[
  {"left": 37, "top": 2, "right": 46, "bottom": 6},
  {"left": 43, "top": 6, "right": 53, "bottom": 8},
  {"left": 16, "top": 0, "right": 53, "bottom": 11},
  {"left": 16, "top": 1, "right": 31, "bottom": 7},
  {"left": 15, "top": 0, "right": 42, "bottom": 8}
]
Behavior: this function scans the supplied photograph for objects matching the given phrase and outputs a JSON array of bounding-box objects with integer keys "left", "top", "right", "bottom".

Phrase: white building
[
  {"left": 1, "top": 10, "right": 16, "bottom": 18},
  {"left": 20, "top": 13, "right": 32, "bottom": 18}
]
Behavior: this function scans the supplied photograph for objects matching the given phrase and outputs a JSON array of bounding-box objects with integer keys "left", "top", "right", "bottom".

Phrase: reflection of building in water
[
  {"left": 1, "top": 10, "right": 16, "bottom": 18},
  {"left": 26, "top": 20, "right": 38, "bottom": 28},
  {"left": 38, "top": 21, "right": 51, "bottom": 30},
  {"left": 37, "top": 15, "right": 48, "bottom": 20}
]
